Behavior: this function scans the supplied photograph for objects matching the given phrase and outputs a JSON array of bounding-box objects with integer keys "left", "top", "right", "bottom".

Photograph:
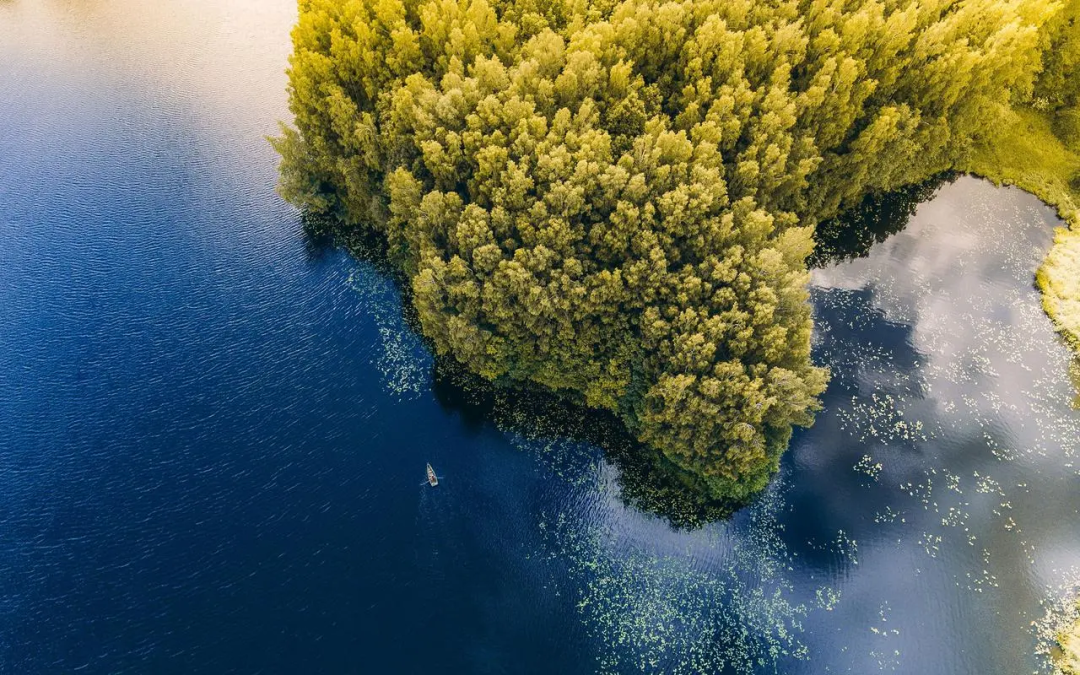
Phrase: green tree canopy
[{"left": 274, "top": 0, "right": 1067, "bottom": 500}]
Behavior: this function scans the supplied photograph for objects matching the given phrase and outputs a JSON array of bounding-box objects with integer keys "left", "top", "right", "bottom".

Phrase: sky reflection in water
[{"left": 1, "top": 1, "right": 1079, "bottom": 673}]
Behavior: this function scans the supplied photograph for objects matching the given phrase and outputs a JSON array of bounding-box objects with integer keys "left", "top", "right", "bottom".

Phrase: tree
[{"left": 274, "top": 0, "right": 1068, "bottom": 500}]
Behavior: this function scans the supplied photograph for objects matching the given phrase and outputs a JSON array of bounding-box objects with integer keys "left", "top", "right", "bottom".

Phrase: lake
[{"left": 1, "top": 1, "right": 1079, "bottom": 673}]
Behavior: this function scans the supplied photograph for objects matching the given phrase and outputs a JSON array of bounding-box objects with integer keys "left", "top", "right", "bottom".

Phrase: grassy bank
[
  {"left": 963, "top": 106, "right": 1080, "bottom": 225},
  {"left": 1057, "top": 604, "right": 1080, "bottom": 675},
  {"left": 961, "top": 105, "right": 1080, "bottom": 354}
]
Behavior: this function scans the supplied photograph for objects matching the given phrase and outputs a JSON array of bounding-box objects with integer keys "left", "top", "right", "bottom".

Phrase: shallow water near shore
[{"left": 2, "top": 1, "right": 1080, "bottom": 673}]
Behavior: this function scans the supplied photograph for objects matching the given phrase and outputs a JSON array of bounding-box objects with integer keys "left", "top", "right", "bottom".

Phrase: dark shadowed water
[{"left": 2, "top": 2, "right": 1079, "bottom": 673}]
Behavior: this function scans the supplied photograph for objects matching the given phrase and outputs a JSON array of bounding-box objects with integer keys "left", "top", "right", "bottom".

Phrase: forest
[{"left": 274, "top": 0, "right": 1080, "bottom": 500}]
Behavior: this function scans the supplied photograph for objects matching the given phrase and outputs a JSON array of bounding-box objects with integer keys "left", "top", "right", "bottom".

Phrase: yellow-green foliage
[
  {"left": 1039, "top": 229, "right": 1080, "bottom": 348},
  {"left": 962, "top": 0, "right": 1080, "bottom": 354},
  {"left": 1035, "top": 109, "right": 1080, "bottom": 353},
  {"left": 963, "top": 106, "right": 1080, "bottom": 226},
  {"left": 963, "top": 106, "right": 1080, "bottom": 361},
  {"left": 1034, "top": 0, "right": 1080, "bottom": 111},
  {"left": 1058, "top": 605, "right": 1080, "bottom": 675},
  {"left": 274, "top": 0, "right": 1070, "bottom": 499},
  {"left": 1071, "top": 358, "right": 1080, "bottom": 409},
  {"left": 994, "top": 0, "right": 1080, "bottom": 358}
]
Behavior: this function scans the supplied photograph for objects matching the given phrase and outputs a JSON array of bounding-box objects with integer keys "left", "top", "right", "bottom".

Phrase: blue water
[{"left": 3, "top": 2, "right": 1080, "bottom": 673}]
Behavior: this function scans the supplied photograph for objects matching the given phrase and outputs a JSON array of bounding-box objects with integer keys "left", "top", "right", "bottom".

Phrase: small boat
[{"left": 426, "top": 463, "right": 439, "bottom": 487}]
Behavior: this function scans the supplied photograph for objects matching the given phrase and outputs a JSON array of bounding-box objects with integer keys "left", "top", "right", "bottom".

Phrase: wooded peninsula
[{"left": 274, "top": 0, "right": 1079, "bottom": 500}]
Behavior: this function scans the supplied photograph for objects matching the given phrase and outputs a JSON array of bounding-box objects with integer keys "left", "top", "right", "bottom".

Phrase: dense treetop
[{"left": 275, "top": 0, "right": 1076, "bottom": 499}]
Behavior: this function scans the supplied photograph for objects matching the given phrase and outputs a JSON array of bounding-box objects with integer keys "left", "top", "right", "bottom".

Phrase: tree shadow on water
[
  {"left": 809, "top": 173, "right": 957, "bottom": 268},
  {"left": 300, "top": 211, "right": 397, "bottom": 272},
  {"left": 430, "top": 357, "right": 746, "bottom": 529},
  {"left": 299, "top": 211, "right": 746, "bottom": 530}
]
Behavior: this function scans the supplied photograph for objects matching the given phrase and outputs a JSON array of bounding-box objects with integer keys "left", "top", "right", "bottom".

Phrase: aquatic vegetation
[
  {"left": 965, "top": 108, "right": 1080, "bottom": 230},
  {"left": 854, "top": 454, "right": 883, "bottom": 480},
  {"left": 419, "top": 168, "right": 1076, "bottom": 672},
  {"left": 274, "top": 0, "right": 1076, "bottom": 500},
  {"left": 1058, "top": 605, "right": 1080, "bottom": 675},
  {"left": 978, "top": 105, "right": 1080, "bottom": 356},
  {"left": 1036, "top": 585, "right": 1080, "bottom": 675},
  {"left": 964, "top": 0, "right": 1080, "bottom": 359},
  {"left": 430, "top": 356, "right": 744, "bottom": 527},
  {"left": 812, "top": 177, "right": 1080, "bottom": 670},
  {"left": 539, "top": 475, "right": 841, "bottom": 674},
  {"left": 347, "top": 266, "right": 433, "bottom": 399}
]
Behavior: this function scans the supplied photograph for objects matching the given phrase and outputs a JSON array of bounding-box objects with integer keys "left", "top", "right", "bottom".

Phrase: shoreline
[
  {"left": 961, "top": 106, "right": 1080, "bottom": 361},
  {"left": 1057, "top": 605, "right": 1080, "bottom": 674}
]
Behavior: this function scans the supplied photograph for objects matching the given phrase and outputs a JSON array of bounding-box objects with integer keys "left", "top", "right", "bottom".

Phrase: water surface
[{"left": 2, "top": 2, "right": 1079, "bottom": 673}]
